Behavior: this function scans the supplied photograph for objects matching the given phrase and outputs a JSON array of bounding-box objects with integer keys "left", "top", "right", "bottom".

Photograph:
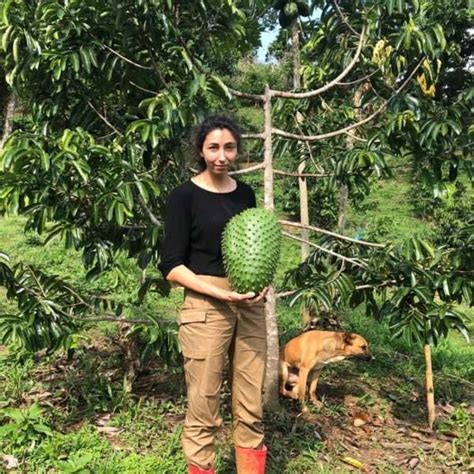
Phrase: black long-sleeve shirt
[{"left": 158, "top": 179, "right": 256, "bottom": 278}]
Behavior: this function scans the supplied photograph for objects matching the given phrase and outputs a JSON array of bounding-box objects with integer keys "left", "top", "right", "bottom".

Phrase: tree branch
[
  {"left": 129, "top": 80, "right": 159, "bottom": 95},
  {"left": 271, "top": 25, "right": 366, "bottom": 99},
  {"left": 279, "top": 219, "right": 385, "bottom": 248},
  {"left": 276, "top": 289, "right": 297, "bottom": 299},
  {"left": 344, "top": 131, "right": 367, "bottom": 142},
  {"left": 276, "top": 279, "right": 396, "bottom": 299},
  {"left": 87, "top": 101, "right": 123, "bottom": 136},
  {"left": 242, "top": 132, "right": 265, "bottom": 140},
  {"left": 137, "top": 194, "right": 162, "bottom": 227},
  {"left": 337, "top": 69, "right": 378, "bottom": 86},
  {"left": 282, "top": 231, "right": 368, "bottom": 268},
  {"left": 272, "top": 58, "right": 423, "bottom": 141},
  {"left": 101, "top": 43, "right": 153, "bottom": 70},
  {"left": 229, "top": 162, "right": 265, "bottom": 175},
  {"left": 331, "top": 0, "right": 361, "bottom": 37},
  {"left": 273, "top": 168, "right": 331, "bottom": 178},
  {"left": 228, "top": 88, "right": 265, "bottom": 102},
  {"left": 68, "top": 314, "right": 164, "bottom": 326}
]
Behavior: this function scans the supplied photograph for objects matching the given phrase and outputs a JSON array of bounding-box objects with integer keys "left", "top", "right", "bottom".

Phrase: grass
[
  {"left": 346, "top": 171, "right": 432, "bottom": 242},
  {"left": 0, "top": 300, "right": 471, "bottom": 472}
]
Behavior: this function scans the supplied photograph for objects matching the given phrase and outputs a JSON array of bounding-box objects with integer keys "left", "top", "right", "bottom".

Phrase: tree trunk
[
  {"left": 291, "top": 19, "right": 300, "bottom": 90},
  {"left": 263, "top": 85, "right": 280, "bottom": 410},
  {"left": 337, "top": 184, "right": 349, "bottom": 231},
  {"left": 292, "top": 18, "right": 310, "bottom": 323},
  {"left": 424, "top": 343, "right": 436, "bottom": 430},
  {"left": 337, "top": 83, "right": 369, "bottom": 231},
  {"left": 0, "top": 94, "right": 16, "bottom": 151}
]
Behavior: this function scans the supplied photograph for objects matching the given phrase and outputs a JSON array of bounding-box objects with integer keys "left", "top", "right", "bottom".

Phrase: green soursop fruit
[
  {"left": 283, "top": 2, "right": 299, "bottom": 18},
  {"left": 222, "top": 208, "right": 282, "bottom": 294}
]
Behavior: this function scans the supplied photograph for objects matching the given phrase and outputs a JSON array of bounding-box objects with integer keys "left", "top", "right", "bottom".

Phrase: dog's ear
[{"left": 343, "top": 332, "right": 356, "bottom": 346}]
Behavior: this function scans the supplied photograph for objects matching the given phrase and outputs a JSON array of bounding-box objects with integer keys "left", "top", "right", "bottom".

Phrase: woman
[{"left": 158, "top": 115, "right": 268, "bottom": 474}]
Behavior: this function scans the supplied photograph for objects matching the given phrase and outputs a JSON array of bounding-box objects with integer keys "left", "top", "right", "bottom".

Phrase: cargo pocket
[
  {"left": 178, "top": 308, "right": 226, "bottom": 400},
  {"left": 178, "top": 308, "right": 207, "bottom": 361},
  {"left": 178, "top": 308, "right": 207, "bottom": 325}
]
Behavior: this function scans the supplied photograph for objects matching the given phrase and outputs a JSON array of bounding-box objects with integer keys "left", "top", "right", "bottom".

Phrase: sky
[{"left": 256, "top": 28, "right": 279, "bottom": 63}]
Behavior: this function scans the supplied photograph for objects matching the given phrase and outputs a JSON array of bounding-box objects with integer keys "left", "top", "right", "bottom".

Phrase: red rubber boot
[
  {"left": 235, "top": 444, "right": 267, "bottom": 474},
  {"left": 188, "top": 464, "right": 215, "bottom": 474}
]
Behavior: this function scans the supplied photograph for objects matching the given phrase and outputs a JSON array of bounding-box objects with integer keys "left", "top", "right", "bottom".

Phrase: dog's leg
[
  {"left": 279, "top": 362, "right": 294, "bottom": 398},
  {"left": 297, "top": 366, "right": 310, "bottom": 410},
  {"left": 286, "top": 372, "right": 300, "bottom": 399},
  {"left": 308, "top": 369, "right": 322, "bottom": 405}
]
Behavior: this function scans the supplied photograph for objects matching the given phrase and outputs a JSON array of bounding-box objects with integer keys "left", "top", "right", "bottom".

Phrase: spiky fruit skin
[
  {"left": 284, "top": 2, "right": 299, "bottom": 18},
  {"left": 222, "top": 208, "right": 282, "bottom": 294}
]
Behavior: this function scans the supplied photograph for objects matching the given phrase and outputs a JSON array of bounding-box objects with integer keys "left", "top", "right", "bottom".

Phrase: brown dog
[{"left": 279, "top": 330, "right": 372, "bottom": 406}]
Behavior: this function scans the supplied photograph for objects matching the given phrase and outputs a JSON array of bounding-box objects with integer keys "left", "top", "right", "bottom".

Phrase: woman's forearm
[{"left": 166, "top": 265, "right": 227, "bottom": 299}]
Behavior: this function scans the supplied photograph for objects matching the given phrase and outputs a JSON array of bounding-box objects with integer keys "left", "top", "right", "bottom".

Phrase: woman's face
[{"left": 200, "top": 128, "right": 238, "bottom": 175}]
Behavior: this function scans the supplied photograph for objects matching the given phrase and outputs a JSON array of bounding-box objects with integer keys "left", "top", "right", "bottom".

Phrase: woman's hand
[
  {"left": 222, "top": 287, "right": 268, "bottom": 304},
  {"left": 244, "top": 286, "right": 268, "bottom": 304}
]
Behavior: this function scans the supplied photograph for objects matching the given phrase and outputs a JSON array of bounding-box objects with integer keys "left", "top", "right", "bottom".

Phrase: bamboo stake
[{"left": 424, "top": 343, "right": 436, "bottom": 430}]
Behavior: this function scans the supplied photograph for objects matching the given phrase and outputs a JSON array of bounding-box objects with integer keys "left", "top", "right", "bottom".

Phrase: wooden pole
[
  {"left": 263, "top": 85, "right": 279, "bottom": 410},
  {"left": 424, "top": 343, "right": 436, "bottom": 430}
]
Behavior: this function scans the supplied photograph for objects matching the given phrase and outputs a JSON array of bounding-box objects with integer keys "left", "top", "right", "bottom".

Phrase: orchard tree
[
  {"left": 0, "top": 0, "right": 264, "bottom": 358},
  {"left": 226, "top": 0, "right": 472, "bottom": 424}
]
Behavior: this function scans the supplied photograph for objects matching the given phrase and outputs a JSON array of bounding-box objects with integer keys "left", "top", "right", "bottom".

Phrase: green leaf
[
  {"left": 180, "top": 48, "right": 193, "bottom": 71},
  {"left": 432, "top": 24, "right": 446, "bottom": 51},
  {"left": 70, "top": 160, "right": 90, "bottom": 182},
  {"left": 33, "top": 423, "right": 53, "bottom": 436},
  {"left": 40, "top": 151, "right": 50, "bottom": 171},
  {"left": 1, "top": 24, "right": 13, "bottom": 52},
  {"left": 386, "top": 0, "right": 394, "bottom": 15},
  {"left": 135, "top": 181, "right": 149, "bottom": 203},
  {"left": 71, "top": 52, "right": 80, "bottom": 72},
  {"left": 79, "top": 46, "right": 91, "bottom": 73},
  {"left": 209, "top": 75, "right": 232, "bottom": 100}
]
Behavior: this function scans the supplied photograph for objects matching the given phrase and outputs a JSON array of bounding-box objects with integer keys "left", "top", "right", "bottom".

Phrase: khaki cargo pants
[{"left": 178, "top": 276, "right": 267, "bottom": 470}]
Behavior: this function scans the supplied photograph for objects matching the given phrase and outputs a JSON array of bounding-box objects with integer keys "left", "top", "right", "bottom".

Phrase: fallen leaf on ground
[
  {"left": 444, "top": 460, "right": 462, "bottom": 467},
  {"left": 353, "top": 417, "right": 367, "bottom": 427},
  {"left": 24, "top": 390, "right": 53, "bottom": 402},
  {"left": 371, "top": 417, "right": 383, "bottom": 427},
  {"left": 407, "top": 457, "right": 420, "bottom": 469},
  {"left": 382, "top": 442, "right": 413, "bottom": 450},
  {"left": 344, "top": 395, "right": 359, "bottom": 406},
  {"left": 96, "top": 425, "right": 122, "bottom": 435},
  {"left": 341, "top": 456, "right": 366, "bottom": 471},
  {"left": 2, "top": 455, "right": 18, "bottom": 470},
  {"left": 352, "top": 410, "right": 369, "bottom": 420},
  {"left": 361, "top": 425, "right": 373, "bottom": 434},
  {"left": 438, "top": 403, "right": 455, "bottom": 414},
  {"left": 95, "top": 413, "right": 112, "bottom": 426},
  {"left": 409, "top": 432, "right": 427, "bottom": 441}
]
